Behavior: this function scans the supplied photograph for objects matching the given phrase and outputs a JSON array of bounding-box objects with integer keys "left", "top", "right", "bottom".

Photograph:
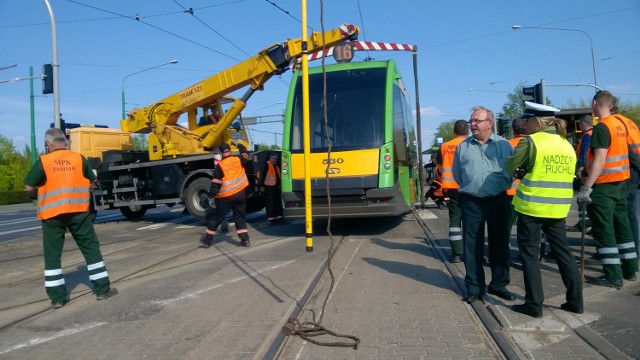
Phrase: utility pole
[{"left": 44, "top": 0, "right": 61, "bottom": 129}]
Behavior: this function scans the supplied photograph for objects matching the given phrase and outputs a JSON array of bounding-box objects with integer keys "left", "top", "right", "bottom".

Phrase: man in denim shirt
[{"left": 453, "top": 106, "right": 515, "bottom": 303}]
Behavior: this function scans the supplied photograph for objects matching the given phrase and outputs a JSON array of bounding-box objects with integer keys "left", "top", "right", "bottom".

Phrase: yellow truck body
[{"left": 69, "top": 127, "right": 133, "bottom": 160}]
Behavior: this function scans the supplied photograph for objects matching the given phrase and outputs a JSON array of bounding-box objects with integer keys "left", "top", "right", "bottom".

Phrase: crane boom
[{"left": 121, "top": 24, "right": 359, "bottom": 160}]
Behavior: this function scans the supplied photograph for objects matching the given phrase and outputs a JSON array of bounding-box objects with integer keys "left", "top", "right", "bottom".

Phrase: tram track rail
[
  {"left": 0, "top": 216, "right": 289, "bottom": 332},
  {"left": 260, "top": 231, "right": 351, "bottom": 359},
  {"left": 412, "top": 208, "right": 524, "bottom": 360}
]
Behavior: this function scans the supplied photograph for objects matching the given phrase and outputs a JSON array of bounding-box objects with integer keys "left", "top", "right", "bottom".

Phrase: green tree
[
  {"left": 133, "top": 134, "right": 148, "bottom": 151},
  {"left": 619, "top": 102, "right": 640, "bottom": 126},
  {"left": 432, "top": 119, "right": 456, "bottom": 147},
  {"left": 499, "top": 83, "right": 529, "bottom": 123},
  {"left": 0, "top": 135, "right": 31, "bottom": 191},
  {"left": 255, "top": 143, "right": 281, "bottom": 151}
]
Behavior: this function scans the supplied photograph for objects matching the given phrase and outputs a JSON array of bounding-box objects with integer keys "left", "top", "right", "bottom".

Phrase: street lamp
[
  {"left": 121, "top": 60, "right": 178, "bottom": 119},
  {"left": 512, "top": 25, "right": 598, "bottom": 87},
  {"left": 433, "top": 114, "right": 463, "bottom": 118}
]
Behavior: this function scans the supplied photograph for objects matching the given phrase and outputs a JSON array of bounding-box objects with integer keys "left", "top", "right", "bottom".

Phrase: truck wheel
[
  {"left": 185, "top": 177, "right": 211, "bottom": 220},
  {"left": 120, "top": 205, "right": 147, "bottom": 219}
]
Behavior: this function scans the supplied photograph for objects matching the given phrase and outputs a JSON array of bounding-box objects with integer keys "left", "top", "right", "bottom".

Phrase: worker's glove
[{"left": 577, "top": 186, "right": 593, "bottom": 205}]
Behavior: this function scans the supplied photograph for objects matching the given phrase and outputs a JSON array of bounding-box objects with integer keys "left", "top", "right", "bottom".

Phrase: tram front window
[{"left": 289, "top": 68, "right": 386, "bottom": 152}]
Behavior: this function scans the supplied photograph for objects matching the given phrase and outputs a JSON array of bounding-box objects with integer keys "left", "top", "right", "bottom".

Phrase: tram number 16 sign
[{"left": 333, "top": 43, "right": 354, "bottom": 63}]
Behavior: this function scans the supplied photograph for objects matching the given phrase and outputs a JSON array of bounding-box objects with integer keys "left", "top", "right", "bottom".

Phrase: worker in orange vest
[
  {"left": 260, "top": 152, "right": 283, "bottom": 224},
  {"left": 579, "top": 90, "right": 638, "bottom": 288},
  {"left": 201, "top": 142, "right": 251, "bottom": 248},
  {"left": 435, "top": 120, "right": 469, "bottom": 263},
  {"left": 24, "top": 128, "right": 118, "bottom": 309},
  {"left": 568, "top": 115, "right": 594, "bottom": 236}
]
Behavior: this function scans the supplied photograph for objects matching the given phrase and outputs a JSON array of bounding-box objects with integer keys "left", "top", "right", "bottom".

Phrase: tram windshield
[{"left": 288, "top": 67, "right": 386, "bottom": 152}]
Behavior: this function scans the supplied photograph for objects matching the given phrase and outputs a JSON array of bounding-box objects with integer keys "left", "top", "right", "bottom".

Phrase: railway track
[{"left": 0, "top": 211, "right": 513, "bottom": 359}]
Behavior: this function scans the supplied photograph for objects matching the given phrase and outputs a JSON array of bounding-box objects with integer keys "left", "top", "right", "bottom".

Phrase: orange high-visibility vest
[
  {"left": 439, "top": 137, "right": 465, "bottom": 190},
  {"left": 432, "top": 179, "right": 444, "bottom": 198},
  {"left": 264, "top": 161, "right": 280, "bottom": 187},
  {"left": 37, "top": 150, "right": 90, "bottom": 220},
  {"left": 216, "top": 156, "right": 249, "bottom": 198},
  {"left": 433, "top": 165, "right": 444, "bottom": 197},
  {"left": 586, "top": 116, "right": 630, "bottom": 184},
  {"left": 506, "top": 136, "right": 525, "bottom": 196},
  {"left": 614, "top": 114, "right": 640, "bottom": 157}
]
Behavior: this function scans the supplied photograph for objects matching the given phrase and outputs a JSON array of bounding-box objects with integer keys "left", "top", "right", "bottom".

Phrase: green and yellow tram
[{"left": 280, "top": 60, "right": 421, "bottom": 218}]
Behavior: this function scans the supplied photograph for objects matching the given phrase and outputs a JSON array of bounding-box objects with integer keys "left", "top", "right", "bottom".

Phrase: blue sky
[{"left": 1, "top": 0, "right": 639, "bottom": 152}]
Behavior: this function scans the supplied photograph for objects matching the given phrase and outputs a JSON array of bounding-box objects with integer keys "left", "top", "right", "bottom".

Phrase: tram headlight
[
  {"left": 282, "top": 169, "right": 288, "bottom": 175},
  {"left": 384, "top": 163, "right": 391, "bottom": 170}
]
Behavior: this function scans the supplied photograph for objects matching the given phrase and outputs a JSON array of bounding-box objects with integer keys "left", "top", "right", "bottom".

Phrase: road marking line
[
  {"left": 137, "top": 223, "right": 169, "bottom": 230},
  {"left": 148, "top": 260, "right": 296, "bottom": 306},
  {"left": 0, "top": 322, "right": 106, "bottom": 356},
  {"left": 0, "top": 217, "right": 39, "bottom": 226},
  {"left": 0, "top": 225, "right": 42, "bottom": 236}
]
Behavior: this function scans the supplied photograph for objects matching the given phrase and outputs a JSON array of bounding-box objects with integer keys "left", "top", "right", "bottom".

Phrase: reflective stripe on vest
[
  {"left": 512, "top": 132, "right": 576, "bottom": 218},
  {"left": 586, "top": 116, "right": 631, "bottom": 184},
  {"left": 216, "top": 156, "right": 249, "bottom": 198},
  {"left": 264, "top": 161, "right": 279, "bottom": 187},
  {"left": 440, "top": 137, "right": 464, "bottom": 189},
  {"left": 37, "top": 150, "right": 90, "bottom": 220},
  {"left": 506, "top": 136, "right": 524, "bottom": 196}
]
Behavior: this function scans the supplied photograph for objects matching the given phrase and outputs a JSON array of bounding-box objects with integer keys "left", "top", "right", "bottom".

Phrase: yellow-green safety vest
[{"left": 512, "top": 132, "right": 576, "bottom": 219}]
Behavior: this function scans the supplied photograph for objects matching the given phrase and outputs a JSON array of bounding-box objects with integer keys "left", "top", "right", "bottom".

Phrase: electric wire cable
[
  {"left": 280, "top": 0, "right": 360, "bottom": 350},
  {"left": 64, "top": 0, "right": 241, "bottom": 61},
  {"left": 171, "top": 0, "right": 251, "bottom": 57}
]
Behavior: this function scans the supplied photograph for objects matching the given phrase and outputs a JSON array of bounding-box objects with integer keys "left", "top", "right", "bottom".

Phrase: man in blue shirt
[
  {"left": 568, "top": 115, "right": 593, "bottom": 234},
  {"left": 453, "top": 106, "right": 515, "bottom": 304}
]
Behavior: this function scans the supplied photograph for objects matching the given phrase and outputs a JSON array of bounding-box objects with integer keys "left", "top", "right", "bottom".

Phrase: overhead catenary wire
[
  {"left": 171, "top": 0, "right": 251, "bottom": 57},
  {"left": 64, "top": 0, "right": 242, "bottom": 61},
  {"left": 355, "top": 0, "right": 373, "bottom": 61}
]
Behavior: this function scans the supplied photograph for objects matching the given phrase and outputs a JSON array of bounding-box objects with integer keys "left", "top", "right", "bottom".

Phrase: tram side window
[{"left": 392, "top": 85, "right": 407, "bottom": 163}]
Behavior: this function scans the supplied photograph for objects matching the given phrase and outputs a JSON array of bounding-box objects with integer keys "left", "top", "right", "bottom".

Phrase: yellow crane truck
[{"left": 72, "top": 24, "right": 359, "bottom": 220}]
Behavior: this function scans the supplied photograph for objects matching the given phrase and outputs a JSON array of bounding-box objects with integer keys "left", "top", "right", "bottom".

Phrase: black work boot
[{"left": 200, "top": 234, "right": 213, "bottom": 248}]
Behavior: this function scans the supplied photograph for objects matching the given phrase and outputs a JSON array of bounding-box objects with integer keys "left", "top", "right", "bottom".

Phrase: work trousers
[
  {"left": 206, "top": 191, "right": 249, "bottom": 241},
  {"left": 587, "top": 181, "right": 638, "bottom": 280},
  {"left": 460, "top": 192, "right": 511, "bottom": 296},
  {"left": 445, "top": 189, "right": 463, "bottom": 256},
  {"left": 517, "top": 213, "right": 582, "bottom": 313},
  {"left": 42, "top": 212, "right": 110, "bottom": 303},
  {"left": 627, "top": 180, "right": 639, "bottom": 257},
  {"left": 508, "top": 195, "right": 518, "bottom": 232},
  {"left": 264, "top": 186, "right": 283, "bottom": 222}
]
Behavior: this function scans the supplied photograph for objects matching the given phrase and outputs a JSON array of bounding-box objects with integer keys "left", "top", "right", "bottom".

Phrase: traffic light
[
  {"left": 42, "top": 64, "right": 53, "bottom": 94},
  {"left": 522, "top": 80, "right": 546, "bottom": 105},
  {"left": 497, "top": 117, "right": 510, "bottom": 136}
]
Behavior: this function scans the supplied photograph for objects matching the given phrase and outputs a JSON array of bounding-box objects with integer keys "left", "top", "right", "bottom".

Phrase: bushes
[{"left": 0, "top": 191, "right": 31, "bottom": 205}]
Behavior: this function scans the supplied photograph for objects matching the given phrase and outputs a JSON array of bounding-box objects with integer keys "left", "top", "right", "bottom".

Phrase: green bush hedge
[{"left": 0, "top": 191, "right": 31, "bottom": 205}]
